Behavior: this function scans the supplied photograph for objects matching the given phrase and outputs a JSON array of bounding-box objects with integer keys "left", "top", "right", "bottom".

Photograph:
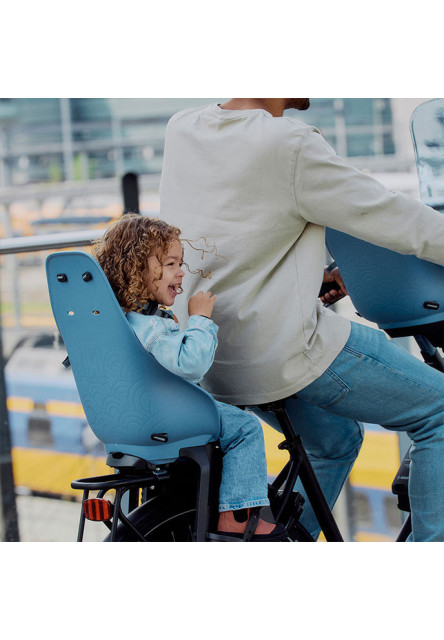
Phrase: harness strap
[{"left": 242, "top": 507, "right": 261, "bottom": 541}]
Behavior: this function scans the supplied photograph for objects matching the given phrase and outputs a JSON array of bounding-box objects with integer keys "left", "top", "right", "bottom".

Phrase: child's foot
[{"left": 218, "top": 507, "right": 277, "bottom": 535}]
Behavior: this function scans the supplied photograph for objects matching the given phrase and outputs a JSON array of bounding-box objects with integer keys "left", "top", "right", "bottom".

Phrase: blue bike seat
[
  {"left": 325, "top": 98, "right": 444, "bottom": 345},
  {"left": 46, "top": 251, "right": 221, "bottom": 464},
  {"left": 325, "top": 228, "right": 444, "bottom": 345}
]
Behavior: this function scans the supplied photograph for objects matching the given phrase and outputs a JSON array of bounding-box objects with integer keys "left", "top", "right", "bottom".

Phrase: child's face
[{"left": 146, "top": 240, "right": 185, "bottom": 306}]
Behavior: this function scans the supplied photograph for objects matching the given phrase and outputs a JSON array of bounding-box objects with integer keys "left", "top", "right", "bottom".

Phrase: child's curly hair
[{"left": 94, "top": 213, "right": 182, "bottom": 312}]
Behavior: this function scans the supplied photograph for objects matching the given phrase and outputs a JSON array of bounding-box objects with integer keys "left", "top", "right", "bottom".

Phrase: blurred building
[
  {"left": 0, "top": 99, "right": 217, "bottom": 186},
  {"left": 0, "top": 98, "right": 428, "bottom": 188}
]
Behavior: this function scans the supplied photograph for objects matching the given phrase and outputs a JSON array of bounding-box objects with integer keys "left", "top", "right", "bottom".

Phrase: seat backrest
[
  {"left": 325, "top": 101, "right": 444, "bottom": 332},
  {"left": 325, "top": 228, "right": 444, "bottom": 331},
  {"left": 325, "top": 101, "right": 444, "bottom": 334},
  {"left": 46, "top": 251, "right": 220, "bottom": 464}
]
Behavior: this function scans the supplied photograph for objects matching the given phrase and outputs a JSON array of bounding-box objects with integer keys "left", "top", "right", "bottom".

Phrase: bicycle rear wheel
[
  {"left": 104, "top": 447, "right": 222, "bottom": 542},
  {"left": 104, "top": 479, "right": 198, "bottom": 542},
  {"left": 108, "top": 496, "right": 196, "bottom": 541}
]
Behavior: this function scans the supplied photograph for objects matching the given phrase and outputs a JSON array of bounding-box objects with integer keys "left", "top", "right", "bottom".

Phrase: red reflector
[{"left": 84, "top": 498, "right": 114, "bottom": 521}]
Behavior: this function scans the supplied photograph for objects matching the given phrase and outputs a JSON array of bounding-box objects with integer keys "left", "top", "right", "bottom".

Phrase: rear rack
[{"left": 71, "top": 469, "right": 169, "bottom": 542}]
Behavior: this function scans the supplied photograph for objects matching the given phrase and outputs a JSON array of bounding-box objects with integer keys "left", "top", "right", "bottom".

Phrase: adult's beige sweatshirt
[{"left": 159, "top": 103, "right": 444, "bottom": 405}]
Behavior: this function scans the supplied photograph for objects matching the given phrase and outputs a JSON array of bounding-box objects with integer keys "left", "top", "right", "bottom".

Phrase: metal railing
[
  {"left": 0, "top": 228, "right": 103, "bottom": 255},
  {"left": 0, "top": 173, "right": 160, "bottom": 207}
]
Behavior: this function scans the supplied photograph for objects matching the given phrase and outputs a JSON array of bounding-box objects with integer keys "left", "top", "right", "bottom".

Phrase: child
[{"left": 95, "top": 213, "right": 287, "bottom": 541}]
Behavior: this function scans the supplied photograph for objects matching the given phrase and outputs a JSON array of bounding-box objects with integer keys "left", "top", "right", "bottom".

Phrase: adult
[{"left": 159, "top": 98, "right": 444, "bottom": 541}]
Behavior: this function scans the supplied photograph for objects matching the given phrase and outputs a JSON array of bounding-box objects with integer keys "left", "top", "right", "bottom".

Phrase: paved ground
[{"left": 16, "top": 494, "right": 104, "bottom": 542}]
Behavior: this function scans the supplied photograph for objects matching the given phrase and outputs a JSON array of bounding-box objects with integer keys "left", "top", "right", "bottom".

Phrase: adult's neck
[{"left": 220, "top": 99, "right": 288, "bottom": 117}]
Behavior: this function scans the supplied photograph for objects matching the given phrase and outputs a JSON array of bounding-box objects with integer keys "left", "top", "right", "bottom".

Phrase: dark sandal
[{"left": 210, "top": 507, "right": 289, "bottom": 542}]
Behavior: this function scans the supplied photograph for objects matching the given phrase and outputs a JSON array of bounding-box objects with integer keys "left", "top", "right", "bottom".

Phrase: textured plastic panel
[
  {"left": 46, "top": 251, "right": 220, "bottom": 463},
  {"left": 326, "top": 228, "right": 444, "bottom": 329}
]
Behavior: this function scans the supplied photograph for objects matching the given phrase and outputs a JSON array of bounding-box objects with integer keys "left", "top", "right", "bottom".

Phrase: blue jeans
[
  {"left": 252, "top": 321, "right": 444, "bottom": 542},
  {"left": 216, "top": 400, "right": 270, "bottom": 512}
]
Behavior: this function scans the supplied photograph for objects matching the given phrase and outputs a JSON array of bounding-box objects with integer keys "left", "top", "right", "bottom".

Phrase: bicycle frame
[{"left": 259, "top": 400, "right": 343, "bottom": 541}]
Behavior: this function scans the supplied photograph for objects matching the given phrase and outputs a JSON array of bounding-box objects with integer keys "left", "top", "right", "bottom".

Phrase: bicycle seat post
[{"left": 259, "top": 399, "right": 343, "bottom": 542}]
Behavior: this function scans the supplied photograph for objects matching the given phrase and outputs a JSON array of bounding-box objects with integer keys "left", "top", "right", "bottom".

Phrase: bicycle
[
  {"left": 63, "top": 99, "right": 444, "bottom": 543},
  {"left": 46, "top": 250, "right": 440, "bottom": 543}
]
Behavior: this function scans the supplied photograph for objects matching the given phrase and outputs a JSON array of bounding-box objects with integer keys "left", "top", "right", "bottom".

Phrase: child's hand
[{"left": 188, "top": 291, "right": 217, "bottom": 319}]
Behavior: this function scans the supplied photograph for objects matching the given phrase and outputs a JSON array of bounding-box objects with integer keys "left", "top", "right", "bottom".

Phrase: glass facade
[
  {"left": 288, "top": 98, "right": 395, "bottom": 158},
  {"left": 0, "top": 99, "right": 220, "bottom": 186},
  {"left": 0, "top": 98, "right": 397, "bottom": 188}
]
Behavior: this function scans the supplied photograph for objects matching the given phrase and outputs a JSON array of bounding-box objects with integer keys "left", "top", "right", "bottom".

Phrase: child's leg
[
  {"left": 215, "top": 401, "right": 280, "bottom": 535},
  {"left": 216, "top": 402, "right": 288, "bottom": 542},
  {"left": 215, "top": 401, "right": 270, "bottom": 512}
]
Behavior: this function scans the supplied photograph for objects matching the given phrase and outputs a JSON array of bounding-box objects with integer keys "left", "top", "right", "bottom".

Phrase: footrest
[{"left": 206, "top": 532, "right": 244, "bottom": 542}]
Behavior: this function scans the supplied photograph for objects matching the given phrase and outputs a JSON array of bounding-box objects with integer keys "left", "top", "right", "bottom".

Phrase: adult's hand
[{"left": 320, "top": 267, "right": 348, "bottom": 304}]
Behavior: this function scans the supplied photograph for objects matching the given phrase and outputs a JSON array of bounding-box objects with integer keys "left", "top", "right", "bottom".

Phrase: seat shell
[
  {"left": 46, "top": 251, "right": 221, "bottom": 464},
  {"left": 325, "top": 228, "right": 444, "bottom": 331}
]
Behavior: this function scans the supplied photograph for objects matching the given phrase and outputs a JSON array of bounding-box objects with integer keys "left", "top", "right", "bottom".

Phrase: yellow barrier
[
  {"left": 350, "top": 430, "right": 400, "bottom": 490},
  {"left": 12, "top": 448, "right": 108, "bottom": 497}
]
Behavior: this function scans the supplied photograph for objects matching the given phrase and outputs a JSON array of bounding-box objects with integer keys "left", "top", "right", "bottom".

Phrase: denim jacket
[{"left": 126, "top": 310, "right": 219, "bottom": 383}]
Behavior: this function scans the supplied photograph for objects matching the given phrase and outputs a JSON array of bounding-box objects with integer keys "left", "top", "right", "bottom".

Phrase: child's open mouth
[{"left": 168, "top": 284, "right": 180, "bottom": 295}]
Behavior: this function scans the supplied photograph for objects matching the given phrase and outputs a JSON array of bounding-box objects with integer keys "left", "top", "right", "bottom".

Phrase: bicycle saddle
[{"left": 46, "top": 251, "right": 221, "bottom": 464}]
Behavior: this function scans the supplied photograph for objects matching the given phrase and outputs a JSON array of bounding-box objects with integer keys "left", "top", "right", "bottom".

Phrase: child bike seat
[
  {"left": 325, "top": 99, "right": 444, "bottom": 347},
  {"left": 46, "top": 251, "right": 221, "bottom": 464},
  {"left": 325, "top": 228, "right": 444, "bottom": 347}
]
